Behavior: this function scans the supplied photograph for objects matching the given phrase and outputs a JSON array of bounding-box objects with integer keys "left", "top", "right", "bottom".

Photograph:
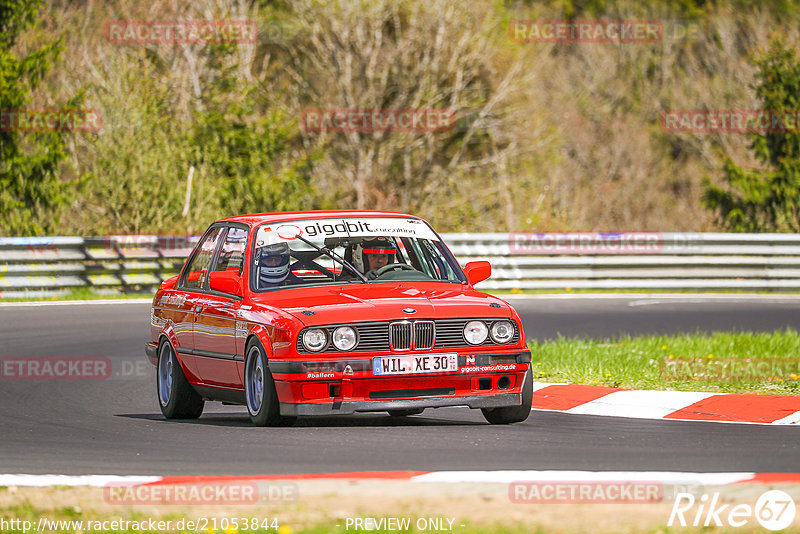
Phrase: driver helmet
[
  {"left": 257, "top": 242, "right": 291, "bottom": 285},
  {"left": 353, "top": 237, "right": 396, "bottom": 273}
]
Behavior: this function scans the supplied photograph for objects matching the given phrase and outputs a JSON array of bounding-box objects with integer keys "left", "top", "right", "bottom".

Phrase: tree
[
  {"left": 188, "top": 87, "right": 318, "bottom": 223},
  {"left": 75, "top": 57, "right": 192, "bottom": 235},
  {"left": 703, "top": 39, "right": 800, "bottom": 232},
  {"left": 283, "top": 0, "right": 534, "bottom": 230},
  {"left": 0, "top": 0, "right": 71, "bottom": 235}
]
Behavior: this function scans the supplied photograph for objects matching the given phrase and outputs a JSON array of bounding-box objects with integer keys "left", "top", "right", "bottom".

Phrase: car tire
[
  {"left": 157, "top": 340, "right": 204, "bottom": 419},
  {"left": 387, "top": 409, "right": 425, "bottom": 417},
  {"left": 244, "top": 338, "right": 296, "bottom": 427},
  {"left": 481, "top": 367, "right": 533, "bottom": 425}
]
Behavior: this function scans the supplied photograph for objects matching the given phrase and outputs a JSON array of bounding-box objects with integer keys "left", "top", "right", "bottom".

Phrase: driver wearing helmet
[
  {"left": 256, "top": 242, "right": 301, "bottom": 289},
  {"left": 353, "top": 237, "right": 397, "bottom": 275}
]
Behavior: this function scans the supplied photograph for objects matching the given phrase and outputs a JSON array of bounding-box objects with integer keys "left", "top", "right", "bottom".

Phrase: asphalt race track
[
  {"left": 510, "top": 294, "right": 800, "bottom": 341},
  {"left": 0, "top": 295, "right": 798, "bottom": 476}
]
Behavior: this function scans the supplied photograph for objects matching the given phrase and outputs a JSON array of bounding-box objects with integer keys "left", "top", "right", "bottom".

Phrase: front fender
[{"left": 248, "top": 324, "right": 274, "bottom": 362}]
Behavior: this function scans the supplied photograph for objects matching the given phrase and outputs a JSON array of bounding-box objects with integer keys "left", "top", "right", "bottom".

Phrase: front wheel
[
  {"left": 157, "top": 340, "right": 204, "bottom": 419},
  {"left": 244, "top": 339, "right": 296, "bottom": 427},
  {"left": 481, "top": 368, "right": 533, "bottom": 424}
]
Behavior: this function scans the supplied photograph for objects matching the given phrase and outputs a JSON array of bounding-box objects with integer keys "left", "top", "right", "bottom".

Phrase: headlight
[
  {"left": 463, "top": 320, "right": 488, "bottom": 345},
  {"left": 332, "top": 326, "right": 357, "bottom": 351},
  {"left": 302, "top": 329, "right": 327, "bottom": 351},
  {"left": 490, "top": 320, "right": 515, "bottom": 343}
]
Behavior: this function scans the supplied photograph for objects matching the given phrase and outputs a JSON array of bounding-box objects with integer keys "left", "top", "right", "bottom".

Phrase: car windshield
[{"left": 250, "top": 216, "right": 466, "bottom": 291}]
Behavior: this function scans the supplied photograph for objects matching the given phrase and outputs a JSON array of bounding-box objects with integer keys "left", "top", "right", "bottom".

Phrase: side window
[
  {"left": 212, "top": 227, "right": 247, "bottom": 275},
  {"left": 181, "top": 226, "right": 224, "bottom": 290}
]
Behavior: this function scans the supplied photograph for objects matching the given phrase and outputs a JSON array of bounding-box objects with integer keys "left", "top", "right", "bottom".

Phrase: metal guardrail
[
  {"left": 0, "top": 236, "right": 200, "bottom": 299},
  {"left": 1, "top": 232, "right": 800, "bottom": 298},
  {"left": 445, "top": 232, "right": 800, "bottom": 290}
]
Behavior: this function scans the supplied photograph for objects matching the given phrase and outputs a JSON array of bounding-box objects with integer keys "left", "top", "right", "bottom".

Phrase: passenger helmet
[{"left": 257, "top": 242, "right": 291, "bottom": 284}]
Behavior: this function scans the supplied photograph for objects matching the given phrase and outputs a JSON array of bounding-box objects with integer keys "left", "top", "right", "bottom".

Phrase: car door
[
  {"left": 193, "top": 226, "right": 248, "bottom": 388},
  {"left": 174, "top": 225, "right": 225, "bottom": 380}
]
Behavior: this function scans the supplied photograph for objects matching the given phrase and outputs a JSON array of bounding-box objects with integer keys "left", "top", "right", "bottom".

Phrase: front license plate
[{"left": 373, "top": 353, "right": 458, "bottom": 376}]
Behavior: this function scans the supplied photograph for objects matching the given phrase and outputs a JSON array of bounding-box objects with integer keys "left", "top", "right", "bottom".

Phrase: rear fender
[
  {"left": 159, "top": 324, "right": 180, "bottom": 354},
  {"left": 157, "top": 332, "right": 201, "bottom": 385}
]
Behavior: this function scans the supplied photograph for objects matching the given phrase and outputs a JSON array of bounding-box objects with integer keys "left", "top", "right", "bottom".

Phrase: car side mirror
[
  {"left": 463, "top": 261, "right": 491, "bottom": 285},
  {"left": 209, "top": 271, "right": 243, "bottom": 297},
  {"left": 160, "top": 275, "right": 179, "bottom": 290}
]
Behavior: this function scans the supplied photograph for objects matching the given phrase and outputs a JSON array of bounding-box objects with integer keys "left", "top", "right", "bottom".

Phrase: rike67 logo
[{"left": 669, "top": 490, "right": 796, "bottom": 531}]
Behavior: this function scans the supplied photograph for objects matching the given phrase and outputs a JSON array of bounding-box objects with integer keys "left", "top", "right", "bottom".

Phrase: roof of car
[{"left": 217, "top": 210, "right": 424, "bottom": 227}]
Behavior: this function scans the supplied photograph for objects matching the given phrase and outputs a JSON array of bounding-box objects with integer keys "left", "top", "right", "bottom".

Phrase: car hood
[{"left": 249, "top": 282, "right": 514, "bottom": 326}]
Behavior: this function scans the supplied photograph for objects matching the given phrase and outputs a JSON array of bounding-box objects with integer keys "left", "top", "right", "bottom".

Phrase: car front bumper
[
  {"left": 279, "top": 390, "right": 523, "bottom": 416},
  {"left": 277, "top": 356, "right": 531, "bottom": 416}
]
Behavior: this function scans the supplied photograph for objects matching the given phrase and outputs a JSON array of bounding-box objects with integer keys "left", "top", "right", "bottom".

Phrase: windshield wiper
[{"left": 292, "top": 234, "right": 368, "bottom": 283}]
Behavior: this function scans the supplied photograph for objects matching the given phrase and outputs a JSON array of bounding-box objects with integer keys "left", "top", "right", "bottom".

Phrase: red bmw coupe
[{"left": 145, "top": 211, "right": 532, "bottom": 426}]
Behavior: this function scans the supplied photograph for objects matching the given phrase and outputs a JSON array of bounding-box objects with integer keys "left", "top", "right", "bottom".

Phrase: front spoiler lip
[{"left": 279, "top": 392, "right": 522, "bottom": 416}]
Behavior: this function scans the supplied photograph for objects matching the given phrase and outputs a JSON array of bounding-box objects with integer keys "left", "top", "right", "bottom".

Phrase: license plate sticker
[{"left": 373, "top": 353, "right": 458, "bottom": 376}]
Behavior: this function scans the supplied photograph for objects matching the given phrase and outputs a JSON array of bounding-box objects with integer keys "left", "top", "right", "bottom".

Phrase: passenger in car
[{"left": 256, "top": 242, "right": 302, "bottom": 289}]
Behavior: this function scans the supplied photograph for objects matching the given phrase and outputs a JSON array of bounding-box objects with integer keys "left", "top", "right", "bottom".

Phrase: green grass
[
  {"left": 296, "top": 525, "right": 547, "bottom": 534},
  {"left": 530, "top": 329, "right": 800, "bottom": 395},
  {"left": 0, "top": 508, "right": 782, "bottom": 534},
  {"left": 1, "top": 500, "right": 788, "bottom": 534}
]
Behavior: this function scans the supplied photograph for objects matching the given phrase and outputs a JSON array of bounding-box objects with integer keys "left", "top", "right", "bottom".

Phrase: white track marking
[
  {"left": 410, "top": 471, "right": 756, "bottom": 485},
  {"left": 0, "top": 474, "right": 161, "bottom": 487},
  {"left": 772, "top": 411, "right": 800, "bottom": 425},
  {"left": 565, "top": 390, "right": 718, "bottom": 419},
  {"left": 0, "top": 471, "right": 761, "bottom": 486}
]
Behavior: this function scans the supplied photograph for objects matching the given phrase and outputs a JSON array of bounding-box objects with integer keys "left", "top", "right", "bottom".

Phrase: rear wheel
[
  {"left": 157, "top": 341, "right": 204, "bottom": 419},
  {"left": 388, "top": 409, "right": 425, "bottom": 417},
  {"left": 244, "top": 339, "right": 296, "bottom": 427},
  {"left": 481, "top": 367, "right": 533, "bottom": 424}
]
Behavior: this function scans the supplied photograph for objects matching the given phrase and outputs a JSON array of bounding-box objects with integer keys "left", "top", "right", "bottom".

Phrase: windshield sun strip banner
[{"left": 255, "top": 217, "right": 439, "bottom": 248}]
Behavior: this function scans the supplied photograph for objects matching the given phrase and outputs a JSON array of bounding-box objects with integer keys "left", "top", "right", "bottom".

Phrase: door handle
[{"left": 194, "top": 305, "right": 203, "bottom": 313}]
